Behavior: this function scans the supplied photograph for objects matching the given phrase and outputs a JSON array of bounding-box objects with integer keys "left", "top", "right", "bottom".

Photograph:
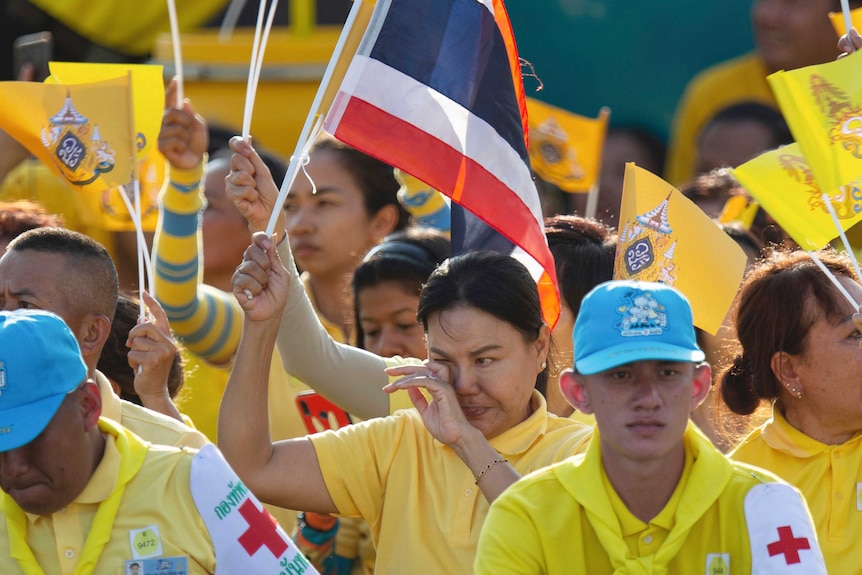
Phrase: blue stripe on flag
[
  {"left": 450, "top": 203, "right": 515, "bottom": 257},
  {"left": 369, "top": 0, "right": 528, "bottom": 163}
]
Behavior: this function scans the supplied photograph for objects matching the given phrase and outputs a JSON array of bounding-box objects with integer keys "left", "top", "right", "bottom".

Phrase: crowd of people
[{"left": 1, "top": 1, "right": 862, "bottom": 574}]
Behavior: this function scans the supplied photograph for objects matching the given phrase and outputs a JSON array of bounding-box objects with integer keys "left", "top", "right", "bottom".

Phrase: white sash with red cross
[
  {"left": 745, "top": 482, "right": 826, "bottom": 574},
  {"left": 190, "top": 444, "right": 319, "bottom": 575}
]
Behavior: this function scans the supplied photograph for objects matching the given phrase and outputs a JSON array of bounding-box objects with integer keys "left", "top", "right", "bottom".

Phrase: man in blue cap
[
  {"left": 0, "top": 308, "right": 312, "bottom": 574},
  {"left": 476, "top": 280, "right": 827, "bottom": 574}
]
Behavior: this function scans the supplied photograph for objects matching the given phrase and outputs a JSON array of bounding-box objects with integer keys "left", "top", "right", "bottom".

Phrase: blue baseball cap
[
  {"left": 574, "top": 280, "right": 705, "bottom": 375},
  {"left": 0, "top": 310, "right": 88, "bottom": 452}
]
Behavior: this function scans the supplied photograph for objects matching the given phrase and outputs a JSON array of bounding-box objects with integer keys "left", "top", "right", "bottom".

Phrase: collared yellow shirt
[
  {"left": 475, "top": 424, "right": 822, "bottom": 574},
  {"left": 96, "top": 370, "right": 206, "bottom": 449},
  {"left": 731, "top": 408, "right": 862, "bottom": 574},
  {"left": 0, "top": 419, "right": 216, "bottom": 575},
  {"left": 309, "top": 390, "right": 591, "bottom": 574}
]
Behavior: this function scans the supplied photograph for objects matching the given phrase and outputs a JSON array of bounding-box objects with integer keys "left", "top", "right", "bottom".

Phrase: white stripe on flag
[{"left": 330, "top": 55, "right": 543, "bottom": 230}]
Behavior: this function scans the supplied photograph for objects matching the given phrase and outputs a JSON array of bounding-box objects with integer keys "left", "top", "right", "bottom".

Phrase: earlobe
[
  {"left": 370, "top": 205, "right": 400, "bottom": 242},
  {"left": 770, "top": 351, "right": 803, "bottom": 397},
  {"left": 690, "top": 364, "right": 712, "bottom": 410},
  {"left": 79, "top": 381, "right": 103, "bottom": 431},
  {"left": 535, "top": 324, "right": 551, "bottom": 371},
  {"left": 78, "top": 314, "right": 111, "bottom": 360},
  {"left": 560, "top": 370, "right": 594, "bottom": 414}
]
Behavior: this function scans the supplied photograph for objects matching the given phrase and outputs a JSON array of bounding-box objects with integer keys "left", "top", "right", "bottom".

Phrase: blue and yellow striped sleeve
[{"left": 153, "top": 163, "right": 242, "bottom": 364}]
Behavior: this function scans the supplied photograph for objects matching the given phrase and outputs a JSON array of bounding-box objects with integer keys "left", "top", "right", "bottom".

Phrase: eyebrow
[{"left": 429, "top": 344, "right": 502, "bottom": 358}]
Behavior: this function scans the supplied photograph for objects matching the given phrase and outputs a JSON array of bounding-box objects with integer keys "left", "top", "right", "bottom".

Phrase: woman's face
[
  {"left": 425, "top": 306, "right": 549, "bottom": 439},
  {"left": 357, "top": 280, "right": 425, "bottom": 359},
  {"left": 285, "top": 150, "right": 386, "bottom": 280},
  {"left": 201, "top": 158, "right": 250, "bottom": 280},
  {"left": 784, "top": 276, "right": 862, "bottom": 441}
]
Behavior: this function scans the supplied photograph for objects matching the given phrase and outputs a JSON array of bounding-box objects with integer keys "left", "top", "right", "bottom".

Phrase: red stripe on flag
[{"left": 332, "top": 95, "right": 559, "bottom": 326}]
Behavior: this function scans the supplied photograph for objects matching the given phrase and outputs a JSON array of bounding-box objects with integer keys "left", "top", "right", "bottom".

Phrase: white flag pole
[
  {"left": 807, "top": 250, "right": 859, "bottom": 307},
  {"left": 841, "top": 0, "right": 854, "bottom": 38},
  {"left": 241, "top": 0, "right": 268, "bottom": 140},
  {"left": 166, "top": 0, "right": 184, "bottom": 107},
  {"left": 821, "top": 191, "right": 862, "bottom": 283},
  {"left": 219, "top": 0, "right": 250, "bottom": 43},
  {"left": 264, "top": 0, "right": 365, "bottom": 237},
  {"left": 247, "top": 0, "right": 280, "bottom": 136}
]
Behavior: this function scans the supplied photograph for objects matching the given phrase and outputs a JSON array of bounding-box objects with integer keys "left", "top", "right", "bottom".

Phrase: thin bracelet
[{"left": 475, "top": 458, "right": 509, "bottom": 485}]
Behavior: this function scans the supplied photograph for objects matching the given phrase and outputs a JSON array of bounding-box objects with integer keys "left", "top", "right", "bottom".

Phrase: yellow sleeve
[{"left": 154, "top": 163, "right": 242, "bottom": 364}]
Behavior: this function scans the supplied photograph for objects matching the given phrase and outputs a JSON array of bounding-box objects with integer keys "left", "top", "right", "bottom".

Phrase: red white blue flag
[{"left": 323, "top": 0, "right": 560, "bottom": 327}]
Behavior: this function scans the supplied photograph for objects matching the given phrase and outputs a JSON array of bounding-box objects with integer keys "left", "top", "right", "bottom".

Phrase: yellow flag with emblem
[
  {"left": 526, "top": 98, "right": 609, "bottom": 192},
  {"left": 47, "top": 63, "right": 165, "bottom": 231},
  {"left": 614, "top": 164, "right": 747, "bottom": 334},
  {"left": 47, "top": 62, "right": 164, "bottom": 162},
  {"left": 0, "top": 77, "right": 133, "bottom": 194},
  {"left": 767, "top": 51, "right": 862, "bottom": 199},
  {"left": 732, "top": 143, "right": 862, "bottom": 250}
]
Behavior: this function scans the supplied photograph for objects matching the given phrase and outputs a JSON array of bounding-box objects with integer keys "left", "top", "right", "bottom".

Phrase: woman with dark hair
[
  {"left": 720, "top": 249, "right": 862, "bottom": 573},
  {"left": 220, "top": 238, "right": 591, "bottom": 575},
  {"left": 544, "top": 214, "right": 617, "bottom": 416},
  {"left": 352, "top": 227, "right": 449, "bottom": 359}
]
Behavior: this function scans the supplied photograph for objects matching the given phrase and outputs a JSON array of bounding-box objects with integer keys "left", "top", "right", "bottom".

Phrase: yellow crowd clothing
[
  {"left": 96, "top": 370, "right": 206, "bottom": 449},
  {"left": 0, "top": 159, "right": 116, "bottom": 261},
  {"left": 665, "top": 53, "right": 776, "bottom": 186},
  {"left": 308, "top": 391, "right": 592, "bottom": 574},
  {"left": 475, "top": 424, "right": 824, "bottom": 574},
  {"left": 27, "top": 0, "right": 228, "bottom": 57},
  {"left": 731, "top": 408, "right": 862, "bottom": 574},
  {"left": 0, "top": 418, "right": 216, "bottom": 575}
]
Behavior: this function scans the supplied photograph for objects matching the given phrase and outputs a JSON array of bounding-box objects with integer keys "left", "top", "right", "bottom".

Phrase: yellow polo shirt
[
  {"left": 665, "top": 52, "right": 776, "bottom": 185},
  {"left": 309, "top": 391, "right": 591, "bottom": 574},
  {"left": 0, "top": 418, "right": 215, "bottom": 575},
  {"left": 96, "top": 370, "right": 207, "bottom": 449},
  {"left": 731, "top": 408, "right": 862, "bottom": 574},
  {"left": 475, "top": 425, "right": 822, "bottom": 574}
]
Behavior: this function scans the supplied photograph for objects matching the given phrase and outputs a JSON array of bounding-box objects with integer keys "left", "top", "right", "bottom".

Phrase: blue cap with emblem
[
  {"left": 0, "top": 309, "right": 87, "bottom": 451},
  {"left": 574, "top": 280, "right": 705, "bottom": 375}
]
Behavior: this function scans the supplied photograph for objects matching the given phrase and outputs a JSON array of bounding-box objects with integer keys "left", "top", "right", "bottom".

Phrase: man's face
[
  {"left": 752, "top": 0, "right": 840, "bottom": 73},
  {"left": 570, "top": 361, "right": 709, "bottom": 466},
  {"left": 0, "top": 388, "right": 94, "bottom": 514},
  {"left": 0, "top": 250, "right": 80, "bottom": 329}
]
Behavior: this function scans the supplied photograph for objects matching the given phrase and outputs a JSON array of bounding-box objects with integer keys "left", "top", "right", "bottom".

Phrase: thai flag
[{"left": 323, "top": 0, "right": 560, "bottom": 327}]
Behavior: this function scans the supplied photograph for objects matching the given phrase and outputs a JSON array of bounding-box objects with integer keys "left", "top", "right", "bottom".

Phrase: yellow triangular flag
[
  {"left": 0, "top": 77, "right": 134, "bottom": 194},
  {"left": 767, "top": 50, "right": 862, "bottom": 198},
  {"left": 527, "top": 98, "right": 609, "bottom": 192},
  {"left": 614, "top": 163, "right": 747, "bottom": 334},
  {"left": 47, "top": 62, "right": 163, "bottom": 161},
  {"left": 733, "top": 143, "right": 862, "bottom": 250}
]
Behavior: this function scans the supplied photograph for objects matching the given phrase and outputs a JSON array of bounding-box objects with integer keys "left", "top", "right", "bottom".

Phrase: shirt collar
[
  {"left": 487, "top": 390, "right": 550, "bottom": 456},
  {"left": 96, "top": 370, "right": 123, "bottom": 423},
  {"left": 761, "top": 407, "right": 862, "bottom": 457}
]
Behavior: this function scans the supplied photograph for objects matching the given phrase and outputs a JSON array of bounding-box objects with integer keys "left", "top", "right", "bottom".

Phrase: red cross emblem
[
  {"left": 237, "top": 499, "right": 288, "bottom": 558},
  {"left": 767, "top": 525, "right": 810, "bottom": 565}
]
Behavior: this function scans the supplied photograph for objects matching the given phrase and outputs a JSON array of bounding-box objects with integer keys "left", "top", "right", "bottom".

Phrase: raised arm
[
  {"left": 219, "top": 232, "right": 337, "bottom": 513},
  {"left": 154, "top": 79, "right": 242, "bottom": 365},
  {"left": 227, "top": 138, "right": 391, "bottom": 419}
]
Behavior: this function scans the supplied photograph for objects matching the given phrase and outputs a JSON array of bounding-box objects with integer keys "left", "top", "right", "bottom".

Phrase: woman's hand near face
[
  {"left": 384, "top": 363, "right": 521, "bottom": 504},
  {"left": 383, "top": 362, "right": 474, "bottom": 446}
]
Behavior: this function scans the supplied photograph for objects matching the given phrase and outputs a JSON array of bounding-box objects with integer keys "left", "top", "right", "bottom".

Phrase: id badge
[{"left": 125, "top": 557, "right": 188, "bottom": 575}]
